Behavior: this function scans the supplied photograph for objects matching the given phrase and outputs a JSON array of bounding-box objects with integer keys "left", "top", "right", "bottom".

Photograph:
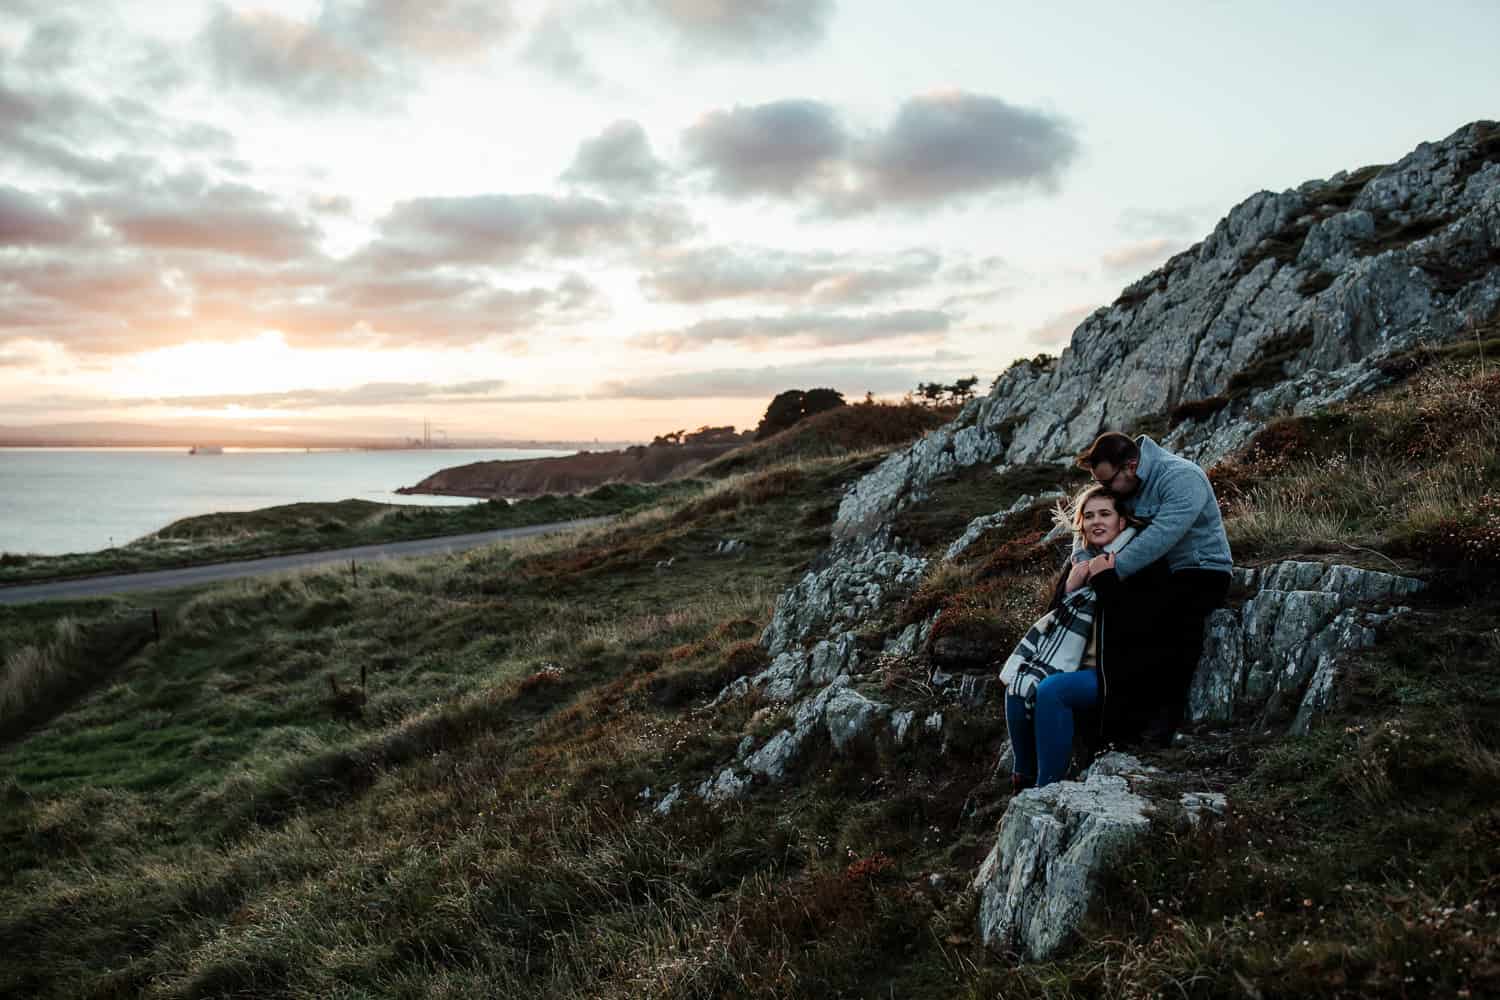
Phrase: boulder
[{"left": 973, "top": 753, "right": 1158, "bottom": 960}]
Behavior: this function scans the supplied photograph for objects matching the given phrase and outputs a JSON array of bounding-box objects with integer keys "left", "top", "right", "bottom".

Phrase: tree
[
  {"left": 950, "top": 375, "right": 979, "bottom": 405},
  {"left": 754, "top": 388, "right": 846, "bottom": 440},
  {"left": 802, "top": 387, "right": 846, "bottom": 417},
  {"left": 916, "top": 382, "right": 945, "bottom": 407}
]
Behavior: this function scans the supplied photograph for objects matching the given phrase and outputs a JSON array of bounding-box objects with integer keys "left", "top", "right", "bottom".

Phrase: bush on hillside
[
  {"left": 754, "top": 388, "right": 846, "bottom": 440},
  {"left": 703, "top": 403, "right": 945, "bottom": 478}
]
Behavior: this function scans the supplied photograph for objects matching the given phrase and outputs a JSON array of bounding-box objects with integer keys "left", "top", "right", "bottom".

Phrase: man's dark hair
[{"left": 1076, "top": 431, "right": 1139, "bottom": 469}]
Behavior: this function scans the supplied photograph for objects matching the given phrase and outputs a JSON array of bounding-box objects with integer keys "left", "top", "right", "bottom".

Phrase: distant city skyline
[{"left": 2, "top": 1, "right": 1497, "bottom": 440}]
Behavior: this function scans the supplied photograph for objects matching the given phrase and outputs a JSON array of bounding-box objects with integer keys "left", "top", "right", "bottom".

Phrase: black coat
[{"left": 1048, "top": 559, "right": 1175, "bottom": 746}]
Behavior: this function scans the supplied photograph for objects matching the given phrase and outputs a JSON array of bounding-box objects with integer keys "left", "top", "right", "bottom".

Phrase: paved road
[{"left": 0, "top": 517, "right": 611, "bottom": 606}]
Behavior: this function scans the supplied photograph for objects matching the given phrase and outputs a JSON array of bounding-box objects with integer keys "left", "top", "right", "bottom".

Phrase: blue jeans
[{"left": 1006, "top": 669, "right": 1100, "bottom": 788}]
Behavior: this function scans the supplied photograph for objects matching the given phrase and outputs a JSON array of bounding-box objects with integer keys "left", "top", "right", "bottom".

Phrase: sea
[{"left": 0, "top": 447, "right": 573, "bottom": 557}]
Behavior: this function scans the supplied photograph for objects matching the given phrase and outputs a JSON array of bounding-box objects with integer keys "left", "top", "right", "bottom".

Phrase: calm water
[{"left": 0, "top": 448, "right": 572, "bottom": 556}]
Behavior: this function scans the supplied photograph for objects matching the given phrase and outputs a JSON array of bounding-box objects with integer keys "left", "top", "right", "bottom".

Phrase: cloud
[
  {"left": 145, "top": 379, "right": 512, "bottom": 410},
  {"left": 363, "top": 193, "right": 691, "bottom": 268},
  {"left": 0, "top": 237, "right": 604, "bottom": 354},
  {"left": 1025, "top": 305, "right": 1099, "bottom": 349},
  {"left": 521, "top": 11, "right": 601, "bottom": 87},
  {"left": 682, "top": 100, "right": 847, "bottom": 197},
  {"left": 638, "top": 0, "right": 835, "bottom": 55},
  {"left": 595, "top": 357, "right": 945, "bottom": 400},
  {"left": 201, "top": 5, "right": 385, "bottom": 107},
  {"left": 18, "top": 17, "right": 84, "bottom": 71},
  {"left": 840, "top": 93, "right": 1078, "bottom": 212},
  {"left": 0, "top": 72, "right": 232, "bottom": 186},
  {"left": 0, "top": 186, "right": 90, "bottom": 246},
  {"left": 640, "top": 246, "right": 939, "bottom": 305},
  {"left": 200, "top": 0, "right": 516, "bottom": 107},
  {"left": 630, "top": 308, "right": 949, "bottom": 352},
  {"left": 339, "top": 0, "right": 515, "bottom": 60},
  {"left": 84, "top": 174, "right": 325, "bottom": 261},
  {"left": 1117, "top": 207, "right": 1200, "bottom": 238},
  {"left": 683, "top": 92, "right": 1078, "bottom": 213},
  {"left": 1100, "top": 238, "right": 1187, "bottom": 273},
  {"left": 561, "top": 120, "right": 666, "bottom": 195}
]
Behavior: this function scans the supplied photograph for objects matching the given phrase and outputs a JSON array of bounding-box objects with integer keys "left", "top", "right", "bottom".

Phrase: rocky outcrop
[
  {"left": 762, "top": 532, "right": 926, "bottom": 655},
  {"left": 834, "top": 122, "right": 1500, "bottom": 542},
  {"left": 692, "top": 677, "right": 898, "bottom": 804},
  {"left": 972, "top": 753, "right": 1164, "bottom": 959},
  {"left": 1188, "top": 561, "right": 1424, "bottom": 731}
]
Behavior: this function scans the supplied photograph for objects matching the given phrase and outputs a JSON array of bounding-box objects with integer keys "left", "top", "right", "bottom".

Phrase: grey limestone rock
[
  {"left": 653, "top": 784, "right": 683, "bottom": 816},
  {"left": 1187, "top": 560, "right": 1425, "bottom": 728},
  {"left": 890, "top": 709, "right": 916, "bottom": 746},
  {"left": 972, "top": 753, "right": 1157, "bottom": 959},
  {"left": 883, "top": 611, "right": 938, "bottom": 656},
  {"left": 1180, "top": 791, "right": 1229, "bottom": 828},
  {"left": 714, "top": 631, "right": 862, "bottom": 706},
  {"left": 745, "top": 729, "right": 805, "bottom": 782},
  {"left": 697, "top": 767, "right": 750, "bottom": 804},
  {"left": 824, "top": 687, "right": 891, "bottom": 753},
  {"left": 761, "top": 536, "right": 927, "bottom": 656},
  {"left": 944, "top": 491, "right": 1065, "bottom": 562}
]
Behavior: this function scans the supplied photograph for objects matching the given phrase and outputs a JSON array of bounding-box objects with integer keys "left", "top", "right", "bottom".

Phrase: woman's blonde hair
[{"left": 1052, "top": 483, "right": 1135, "bottom": 535}]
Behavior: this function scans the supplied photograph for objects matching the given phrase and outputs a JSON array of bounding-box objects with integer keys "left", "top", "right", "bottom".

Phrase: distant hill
[
  {"left": 398, "top": 442, "right": 741, "bottom": 498},
  {"left": 697, "top": 402, "right": 951, "bottom": 478}
]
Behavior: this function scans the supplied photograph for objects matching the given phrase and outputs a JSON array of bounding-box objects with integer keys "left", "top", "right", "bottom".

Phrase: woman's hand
[
  {"left": 1064, "top": 559, "right": 1092, "bottom": 592},
  {"left": 1086, "top": 551, "right": 1116, "bottom": 578}
]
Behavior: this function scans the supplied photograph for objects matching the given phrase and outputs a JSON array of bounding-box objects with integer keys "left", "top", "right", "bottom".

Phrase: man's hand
[{"left": 1086, "top": 551, "right": 1116, "bottom": 577}]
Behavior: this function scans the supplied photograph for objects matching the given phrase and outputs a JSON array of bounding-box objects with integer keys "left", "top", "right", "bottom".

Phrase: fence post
[
  {"left": 151, "top": 608, "right": 160, "bottom": 642},
  {"left": 351, "top": 559, "right": 358, "bottom": 588}
]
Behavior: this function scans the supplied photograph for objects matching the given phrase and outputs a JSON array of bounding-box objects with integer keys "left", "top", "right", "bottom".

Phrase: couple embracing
[{"left": 1000, "top": 432, "right": 1233, "bottom": 792}]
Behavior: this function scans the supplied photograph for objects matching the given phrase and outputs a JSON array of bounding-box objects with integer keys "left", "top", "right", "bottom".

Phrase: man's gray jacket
[{"left": 1112, "top": 436, "right": 1233, "bottom": 580}]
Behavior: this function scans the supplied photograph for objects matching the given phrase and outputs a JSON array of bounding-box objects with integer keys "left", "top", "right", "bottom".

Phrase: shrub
[
  {"left": 1168, "top": 395, "right": 1230, "bottom": 428},
  {"left": 723, "top": 641, "right": 768, "bottom": 677},
  {"left": 1395, "top": 492, "right": 1500, "bottom": 565}
]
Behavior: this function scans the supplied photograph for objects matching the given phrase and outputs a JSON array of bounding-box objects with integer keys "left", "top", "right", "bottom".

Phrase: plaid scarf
[{"left": 998, "top": 526, "right": 1136, "bottom": 705}]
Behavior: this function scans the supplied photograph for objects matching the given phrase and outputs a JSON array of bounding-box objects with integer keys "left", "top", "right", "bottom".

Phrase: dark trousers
[{"left": 1157, "top": 569, "right": 1232, "bottom": 734}]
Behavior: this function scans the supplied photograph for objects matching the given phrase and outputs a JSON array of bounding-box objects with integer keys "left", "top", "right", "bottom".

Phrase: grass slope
[
  {"left": 697, "top": 402, "right": 950, "bottom": 478},
  {"left": 0, "top": 361, "right": 1497, "bottom": 998}
]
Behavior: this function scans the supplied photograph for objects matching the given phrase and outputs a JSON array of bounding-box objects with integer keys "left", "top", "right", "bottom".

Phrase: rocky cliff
[{"left": 837, "top": 120, "right": 1500, "bottom": 539}]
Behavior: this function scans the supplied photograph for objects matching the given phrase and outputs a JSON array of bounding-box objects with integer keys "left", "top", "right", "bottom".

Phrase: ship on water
[{"left": 188, "top": 445, "right": 223, "bottom": 455}]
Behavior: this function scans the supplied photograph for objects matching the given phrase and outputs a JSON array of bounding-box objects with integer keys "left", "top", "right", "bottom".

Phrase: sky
[{"left": 1, "top": 0, "right": 1497, "bottom": 443}]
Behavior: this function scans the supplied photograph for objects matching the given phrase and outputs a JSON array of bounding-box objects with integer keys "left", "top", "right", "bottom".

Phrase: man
[{"left": 1076, "top": 430, "right": 1232, "bottom": 742}]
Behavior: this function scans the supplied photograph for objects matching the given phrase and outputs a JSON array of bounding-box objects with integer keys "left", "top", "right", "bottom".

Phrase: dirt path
[{"left": 0, "top": 517, "right": 610, "bottom": 605}]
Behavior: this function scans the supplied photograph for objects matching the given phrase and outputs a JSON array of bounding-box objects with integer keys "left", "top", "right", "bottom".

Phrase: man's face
[{"left": 1091, "top": 459, "right": 1140, "bottom": 497}]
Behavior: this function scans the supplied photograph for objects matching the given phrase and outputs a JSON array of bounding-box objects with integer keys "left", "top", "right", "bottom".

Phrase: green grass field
[{"left": 1, "top": 362, "right": 1496, "bottom": 998}]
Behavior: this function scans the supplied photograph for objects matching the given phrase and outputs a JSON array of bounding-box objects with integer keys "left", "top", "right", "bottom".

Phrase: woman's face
[{"left": 1080, "top": 495, "right": 1125, "bottom": 547}]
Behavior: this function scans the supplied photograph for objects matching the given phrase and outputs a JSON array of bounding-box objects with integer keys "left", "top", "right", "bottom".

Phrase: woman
[{"left": 1000, "top": 484, "right": 1163, "bottom": 791}]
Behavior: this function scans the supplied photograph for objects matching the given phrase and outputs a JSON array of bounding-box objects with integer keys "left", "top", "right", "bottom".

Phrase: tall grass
[{"left": 1221, "top": 359, "right": 1500, "bottom": 564}]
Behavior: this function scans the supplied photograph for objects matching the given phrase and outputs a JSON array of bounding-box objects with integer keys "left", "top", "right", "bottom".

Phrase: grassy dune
[{"left": 0, "top": 365, "right": 1497, "bottom": 998}]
